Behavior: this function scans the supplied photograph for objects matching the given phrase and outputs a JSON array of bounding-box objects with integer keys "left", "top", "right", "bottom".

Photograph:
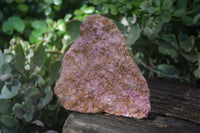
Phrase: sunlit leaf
[
  {"left": 53, "top": 0, "right": 62, "bottom": 5},
  {"left": 32, "top": 20, "right": 47, "bottom": 33}
]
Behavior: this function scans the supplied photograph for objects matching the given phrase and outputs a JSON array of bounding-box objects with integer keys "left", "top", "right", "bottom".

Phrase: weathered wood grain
[
  {"left": 63, "top": 79, "right": 200, "bottom": 133},
  {"left": 148, "top": 80, "right": 200, "bottom": 124}
]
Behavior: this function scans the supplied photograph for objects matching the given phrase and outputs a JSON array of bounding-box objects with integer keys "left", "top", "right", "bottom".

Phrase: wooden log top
[{"left": 63, "top": 79, "right": 200, "bottom": 133}]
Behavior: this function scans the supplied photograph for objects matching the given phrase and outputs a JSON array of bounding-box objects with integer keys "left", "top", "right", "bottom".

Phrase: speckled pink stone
[{"left": 54, "top": 15, "right": 151, "bottom": 119}]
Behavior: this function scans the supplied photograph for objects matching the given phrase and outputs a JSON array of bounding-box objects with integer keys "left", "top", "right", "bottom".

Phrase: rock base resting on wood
[{"left": 63, "top": 80, "right": 200, "bottom": 133}]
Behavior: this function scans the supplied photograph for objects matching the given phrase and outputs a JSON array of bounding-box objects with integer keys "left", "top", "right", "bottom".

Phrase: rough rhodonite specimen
[{"left": 54, "top": 15, "right": 151, "bottom": 119}]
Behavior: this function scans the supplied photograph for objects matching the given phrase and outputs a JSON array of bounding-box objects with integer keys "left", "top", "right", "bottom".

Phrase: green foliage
[
  {"left": 0, "top": 0, "right": 84, "bottom": 49},
  {"left": 2, "top": 16, "right": 25, "bottom": 35},
  {"left": 0, "top": 10, "right": 82, "bottom": 130},
  {"left": 88, "top": 0, "right": 200, "bottom": 82},
  {"left": 0, "top": 37, "right": 68, "bottom": 132},
  {"left": 73, "top": 5, "right": 96, "bottom": 21}
]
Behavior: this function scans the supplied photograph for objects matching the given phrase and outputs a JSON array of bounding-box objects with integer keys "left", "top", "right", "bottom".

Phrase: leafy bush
[
  {"left": 0, "top": 40, "right": 63, "bottom": 132},
  {"left": 88, "top": 0, "right": 200, "bottom": 83},
  {"left": 0, "top": 16, "right": 83, "bottom": 132},
  {"left": 0, "top": 0, "right": 85, "bottom": 49}
]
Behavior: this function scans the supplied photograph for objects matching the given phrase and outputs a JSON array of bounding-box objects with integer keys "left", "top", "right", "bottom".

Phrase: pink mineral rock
[{"left": 54, "top": 15, "right": 151, "bottom": 119}]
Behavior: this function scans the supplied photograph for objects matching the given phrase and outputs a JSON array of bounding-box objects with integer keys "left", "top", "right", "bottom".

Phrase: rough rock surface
[{"left": 54, "top": 15, "right": 151, "bottom": 119}]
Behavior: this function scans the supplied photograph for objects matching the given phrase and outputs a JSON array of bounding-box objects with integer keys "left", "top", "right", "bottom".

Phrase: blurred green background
[{"left": 0, "top": 0, "right": 200, "bottom": 132}]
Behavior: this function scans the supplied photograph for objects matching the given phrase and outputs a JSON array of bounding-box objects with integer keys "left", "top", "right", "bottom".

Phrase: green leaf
[
  {"left": 24, "top": 87, "right": 39, "bottom": 99},
  {"left": 44, "top": 6, "right": 52, "bottom": 16},
  {"left": 39, "top": 88, "right": 53, "bottom": 109},
  {"left": 18, "top": 4, "right": 29, "bottom": 12},
  {"left": 56, "top": 19, "right": 66, "bottom": 35},
  {"left": 0, "top": 99, "right": 10, "bottom": 114},
  {"left": 5, "top": 0, "right": 14, "bottom": 3},
  {"left": 162, "top": 0, "right": 174, "bottom": 10},
  {"left": 29, "top": 30, "right": 44, "bottom": 44},
  {"left": 1, "top": 115, "right": 18, "bottom": 128},
  {"left": 159, "top": 43, "right": 178, "bottom": 59},
  {"left": 162, "top": 34, "right": 178, "bottom": 49},
  {"left": 32, "top": 20, "right": 47, "bottom": 33},
  {"left": 194, "top": 69, "right": 200, "bottom": 79},
  {"left": 110, "top": 5, "right": 118, "bottom": 15},
  {"left": 173, "top": 9, "right": 185, "bottom": 17},
  {"left": 9, "top": 16, "right": 25, "bottom": 32},
  {"left": 64, "top": 14, "right": 72, "bottom": 22},
  {"left": 180, "top": 52, "right": 200, "bottom": 62},
  {"left": 53, "top": 0, "right": 62, "bottom": 5},
  {"left": 14, "top": 43, "right": 25, "bottom": 73},
  {"left": 180, "top": 36, "right": 194, "bottom": 52},
  {"left": 66, "top": 20, "right": 82, "bottom": 43},
  {"left": 193, "top": 13, "right": 200, "bottom": 24},
  {"left": 49, "top": 60, "right": 61, "bottom": 83},
  {"left": 0, "top": 64, "right": 12, "bottom": 75},
  {"left": 22, "top": 100, "right": 34, "bottom": 122},
  {"left": 182, "top": 15, "right": 193, "bottom": 26},
  {"left": 0, "top": 50, "right": 4, "bottom": 68},
  {"left": 154, "top": 0, "right": 161, "bottom": 7},
  {"left": 160, "top": 12, "right": 171, "bottom": 23},
  {"left": 157, "top": 64, "right": 180, "bottom": 77},
  {"left": 30, "top": 75, "right": 45, "bottom": 86},
  {"left": 13, "top": 103, "right": 25, "bottom": 119},
  {"left": 54, "top": 5, "right": 61, "bottom": 11},
  {"left": 44, "top": 0, "right": 53, "bottom": 4},
  {"left": 177, "top": 0, "right": 187, "bottom": 9},
  {"left": 126, "top": 2, "right": 133, "bottom": 9},
  {"left": 48, "top": 100, "right": 60, "bottom": 111},
  {"left": 83, "top": 6, "right": 95, "bottom": 14},
  {"left": 2, "top": 20, "right": 13, "bottom": 35},
  {"left": 32, "top": 43, "right": 46, "bottom": 67},
  {"left": 147, "top": 7, "right": 158, "bottom": 14},
  {"left": 46, "top": 18, "right": 53, "bottom": 25},
  {"left": 125, "top": 24, "right": 141, "bottom": 45},
  {"left": 4, "top": 53, "right": 14, "bottom": 63},
  {"left": 0, "top": 79, "right": 20, "bottom": 99},
  {"left": 118, "top": 6, "right": 128, "bottom": 14},
  {"left": 74, "top": 9, "right": 83, "bottom": 16},
  {"left": 23, "top": 112, "right": 33, "bottom": 122}
]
